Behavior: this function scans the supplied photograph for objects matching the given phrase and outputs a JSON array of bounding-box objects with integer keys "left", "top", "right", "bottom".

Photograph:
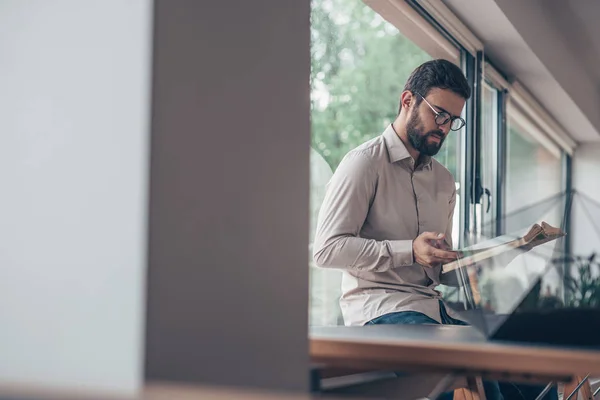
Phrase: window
[
  {"left": 505, "top": 116, "right": 563, "bottom": 232},
  {"left": 309, "top": 0, "right": 462, "bottom": 326},
  {"left": 474, "top": 106, "right": 566, "bottom": 316},
  {"left": 476, "top": 81, "right": 501, "bottom": 240},
  {"left": 503, "top": 84, "right": 571, "bottom": 230}
]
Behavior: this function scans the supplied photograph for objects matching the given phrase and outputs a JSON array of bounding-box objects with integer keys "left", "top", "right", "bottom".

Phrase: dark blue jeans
[
  {"left": 366, "top": 302, "right": 558, "bottom": 400},
  {"left": 366, "top": 302, "right": 468, "bottom": 326}
]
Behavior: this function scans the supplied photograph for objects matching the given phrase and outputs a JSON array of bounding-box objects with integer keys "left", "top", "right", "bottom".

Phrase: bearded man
[{"left": 314, "top": 59, "right": 471, "bottom": 328}]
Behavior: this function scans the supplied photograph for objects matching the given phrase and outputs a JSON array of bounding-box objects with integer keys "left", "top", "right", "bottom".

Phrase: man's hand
[{"left": 412, "top": 231, "right": 460, "bottom": 268}]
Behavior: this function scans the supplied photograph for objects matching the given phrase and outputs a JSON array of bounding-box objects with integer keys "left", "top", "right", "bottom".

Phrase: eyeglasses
[{"left": 415, "top": 92, "right": 466, "bottom": 131}]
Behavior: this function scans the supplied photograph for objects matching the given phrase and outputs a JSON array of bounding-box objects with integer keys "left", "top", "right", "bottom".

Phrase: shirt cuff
[{"left": 388, "top": 240, "right": 414, "bottom": 267}]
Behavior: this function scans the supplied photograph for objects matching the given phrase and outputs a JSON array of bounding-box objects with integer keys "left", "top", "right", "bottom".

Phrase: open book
[{"left": 442, "top": 221, "right": 566, "bottom": 274}]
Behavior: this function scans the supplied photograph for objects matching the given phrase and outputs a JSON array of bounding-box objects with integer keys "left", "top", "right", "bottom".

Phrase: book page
[
  {"left": 441, "top": 222, "right": 564, "bottom": 274},
  {"left": 522, "top": 223, "right": 543, "bottom": 244},
  {"left": 442, "top": 238, "right": 526, "bottom": 273}
]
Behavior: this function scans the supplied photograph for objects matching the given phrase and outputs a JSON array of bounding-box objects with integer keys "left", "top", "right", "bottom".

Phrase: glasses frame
[{"left": 415, "top": 92, "right": 466, "bottom": 131}]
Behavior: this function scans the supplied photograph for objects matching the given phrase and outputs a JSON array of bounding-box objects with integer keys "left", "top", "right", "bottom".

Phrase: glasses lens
[
  {"left": 451, "top": 118, "right": 465, "bottom": 131},
  {"left": 435, "top": 112, "right": 451, "bottom": 126}
]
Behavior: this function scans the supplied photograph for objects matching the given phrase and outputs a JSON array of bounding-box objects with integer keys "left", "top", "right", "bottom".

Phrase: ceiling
[
  {"left": 441, "top": 0, "right": 600, "bottom": 143},
  {"left": 544, "top": 0, "right": 600, "bottom": 85}
]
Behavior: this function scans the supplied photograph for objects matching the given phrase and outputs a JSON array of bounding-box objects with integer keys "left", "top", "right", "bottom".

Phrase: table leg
[
  {"left": 565, "top": 375, "right": 592, "bottom": 400},
  {"left": 427, "top": 373, "right": 458, "bottom": 399},
  {"left": 453, "top": 376, "right": 486, "bottom": 400},
  {"left": 534, "top": 382, "right": 554, "bottom": 400}
]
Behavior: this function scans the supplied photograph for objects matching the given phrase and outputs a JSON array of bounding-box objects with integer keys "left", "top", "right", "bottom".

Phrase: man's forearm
[{"left": 313, "top": 235, "right": 413, "bottom": 272}]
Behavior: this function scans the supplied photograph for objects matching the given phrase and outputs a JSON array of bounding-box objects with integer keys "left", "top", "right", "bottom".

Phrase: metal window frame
[
  {"left": 455, "top": 50, "right": 480, "bottom": 309},
  {"left": 562, "top": 154, "right": 573, "bottom": 257},
  {"left": 496, "top": 87, "right": 508, "bottom": 236},
  {"left": 364, "top": 0, "right": 461, "bottom": 64}
]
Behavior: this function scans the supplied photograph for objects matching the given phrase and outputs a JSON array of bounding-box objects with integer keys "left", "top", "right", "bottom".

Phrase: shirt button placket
[{"left": 411, "top": 167, "right": 422, "bottom": 236}]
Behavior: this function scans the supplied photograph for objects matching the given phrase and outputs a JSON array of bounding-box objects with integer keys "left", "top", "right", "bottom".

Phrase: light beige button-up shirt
[{"left": 313, "top": 125, "right": 461, "bottom": 326}]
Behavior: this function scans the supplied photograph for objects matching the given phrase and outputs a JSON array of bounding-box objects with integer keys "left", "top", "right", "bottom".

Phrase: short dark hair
[{"left": 400, "top": 59, "right": 471, "bottom": 113}]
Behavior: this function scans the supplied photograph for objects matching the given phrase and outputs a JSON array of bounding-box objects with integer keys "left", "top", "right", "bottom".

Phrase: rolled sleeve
[{"left": 389, "top": 240, "right": 414, "bottom": 267}]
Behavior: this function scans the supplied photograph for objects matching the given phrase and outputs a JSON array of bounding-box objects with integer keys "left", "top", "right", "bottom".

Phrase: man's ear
[{"left": 400, "top": 90, "right": 415, "bottom": 112}]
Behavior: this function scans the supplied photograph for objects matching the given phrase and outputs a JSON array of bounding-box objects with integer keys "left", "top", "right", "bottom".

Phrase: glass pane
[
  {"left": 442, "top": 113, "right": 568, "bottom": 338},
  {"left": 477, "top": 82, "right": 499, "bottom": 239},
  {"left": 501, "top": 117, "right": 564, "bottom": 315},
  {"left": 309, "top": 0, "right": 461, "bottom": 326},
  {"left": 310, "top": 0, "right": 432, "bottom": 172},
  {"left": 309, "top": 148, "right": 337, "bottom": 326},
  {"left": 505, "top": 123, "right": 563, "bottom": 229}
]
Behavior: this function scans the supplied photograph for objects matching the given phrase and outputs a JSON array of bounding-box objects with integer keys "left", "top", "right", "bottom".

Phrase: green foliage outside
[{"left": 310, "top": 0, "right": 460, "bottom": 177}]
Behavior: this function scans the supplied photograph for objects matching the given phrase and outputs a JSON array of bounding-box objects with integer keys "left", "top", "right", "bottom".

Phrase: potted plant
[{"left": 561, "top": 253, "right": 600, "bottom": 308}]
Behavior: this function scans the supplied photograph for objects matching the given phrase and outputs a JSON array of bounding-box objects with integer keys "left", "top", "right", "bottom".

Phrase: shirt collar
[{"left": 382, "top": 124, "right": 432, "bottom": 169}]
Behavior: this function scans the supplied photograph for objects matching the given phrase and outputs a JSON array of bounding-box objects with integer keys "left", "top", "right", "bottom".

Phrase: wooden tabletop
[{"left": 311, "top": 325, "right": 600, "bottom": 380}]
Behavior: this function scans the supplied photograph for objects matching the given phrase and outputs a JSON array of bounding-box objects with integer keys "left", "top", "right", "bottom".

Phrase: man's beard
[{"left": 406, "top": 109, "right": 445, "bottom": 156}]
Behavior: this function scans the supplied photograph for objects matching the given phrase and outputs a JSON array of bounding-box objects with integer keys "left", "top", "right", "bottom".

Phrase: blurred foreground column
[
  {"left": 145, "top": 0, "right": 310, "bottom": 393},
  {"left": 0, "top": 0, "right": 153, "bottom": 396}
]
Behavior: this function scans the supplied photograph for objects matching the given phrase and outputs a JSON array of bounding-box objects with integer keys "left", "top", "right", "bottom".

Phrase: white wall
[
  {"left": 0, "top": 0, "right": 152, "bottom": 395},
  {"left": 572, "top": 144, "right": 600, "bottom": 256}
]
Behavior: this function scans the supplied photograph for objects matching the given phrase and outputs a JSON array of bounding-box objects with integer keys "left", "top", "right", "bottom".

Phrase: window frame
[{"left": 364, "top": 0, "right": 461, "bottom": 65}]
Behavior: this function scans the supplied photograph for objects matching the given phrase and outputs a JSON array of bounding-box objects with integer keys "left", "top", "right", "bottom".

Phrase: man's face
[{"left": 406, "top": 88, "right": 466, "bottom": 156}]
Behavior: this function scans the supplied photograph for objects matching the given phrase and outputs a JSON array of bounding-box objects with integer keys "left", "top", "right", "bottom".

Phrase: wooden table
[
  {"left": 2, "top": 325, "right": 598, "bottom": 400},
  {"left": 311, "top": 324, "right": 600, "bottom": 397}
]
